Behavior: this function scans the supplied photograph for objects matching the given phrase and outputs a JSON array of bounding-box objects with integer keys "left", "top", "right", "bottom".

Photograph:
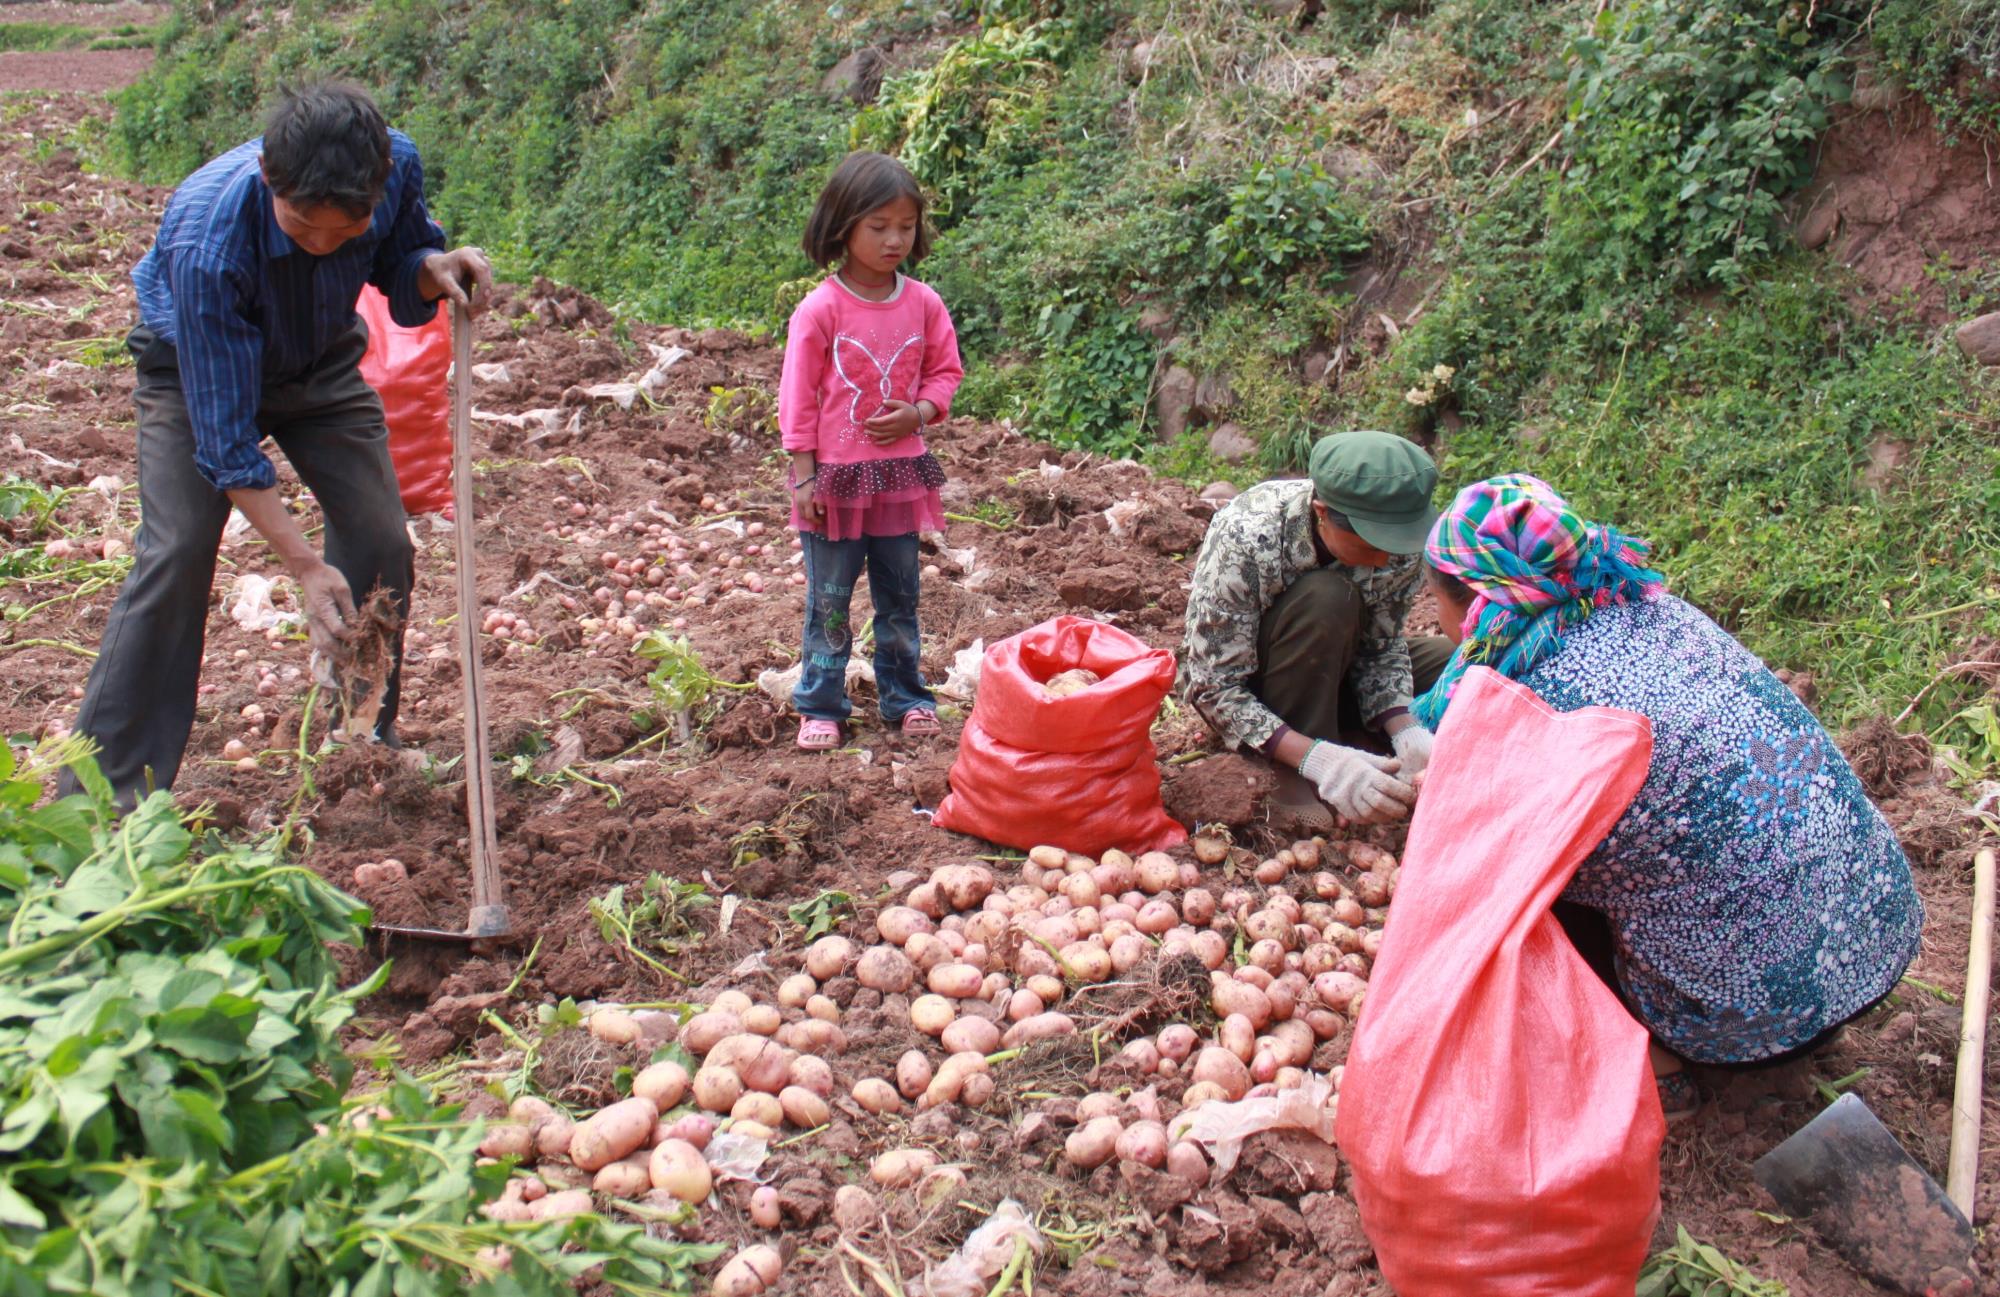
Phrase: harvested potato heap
[{"left": 465, "top": 835, "right": 1401, "bottom": 1294}]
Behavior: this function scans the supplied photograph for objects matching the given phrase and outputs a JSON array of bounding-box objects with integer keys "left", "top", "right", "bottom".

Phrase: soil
[
  {"left": 1793, "top": 82, "right": 2000, "bottom": 325},
  {"left": 0, "top": 48, "right": 151, "bottom": 92},
  {"left": 3, "top": 80, "right": 1997, "bottom": 1297}
]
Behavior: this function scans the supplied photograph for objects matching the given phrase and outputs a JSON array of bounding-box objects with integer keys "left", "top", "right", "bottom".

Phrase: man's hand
[
  {"left": 1390, "top": 723, "right": 1435, "bottom": 779},
  {"left": 1300, "top": 741, "right": 1415, "bottom": 824},
  {"left": 419, "top": 247, "right": 495, "bottom": 317},
  {"left": 297, "top": 560, "right": 356, "bottom": 657},
  {"left": 863, "top": 399, "right": 922, "bottom": 446}
]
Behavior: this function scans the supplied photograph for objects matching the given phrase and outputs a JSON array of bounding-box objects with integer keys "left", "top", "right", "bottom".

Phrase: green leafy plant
[
  {"left": 0, "top": 741, "right": 719, "bottom": 1294},
  {"left": 1937, "top": 701, "right": 2000, "bottom": 788},
  {"left": 852, "top": 20, "right": 1069, "bottom": 216},
  {"left": 1201, "top": 161, "right": 1373, "bottom": 296},
  {"left": 1638, "top": 1226, "right": 1789, "bottom": 1296},
  {"left": 634, "top": 631, "right": 749, "bottom": 743},
  {"left": 589, "top": 872, "right": 714, "bottom": 981},
  {"left": 787, "top": 888, "right": 855, "bottom": 941},
  {"left": 1560, "top": 0, "right": 1851, "bottom": 288},
  {"left": 0, "top": 477, "right": 76, "bottom": 536}
]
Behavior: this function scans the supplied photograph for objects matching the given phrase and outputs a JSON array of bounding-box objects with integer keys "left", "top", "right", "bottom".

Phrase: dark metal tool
[{"left": 1752, "top": 1092, "right": 1975, "bottom": 1296}]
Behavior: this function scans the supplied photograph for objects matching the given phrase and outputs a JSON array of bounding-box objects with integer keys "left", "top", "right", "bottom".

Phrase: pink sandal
[
  {"left": 796, "top": 718, "right": 843, "bottom": 751},
  {"left": 900, "top": 707, "right": 941, "bottom": 737}
]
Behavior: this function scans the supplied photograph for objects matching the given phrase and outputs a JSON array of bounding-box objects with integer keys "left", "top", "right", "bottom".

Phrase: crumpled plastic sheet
[
  {"left": 227, "top": 573, "right": 299, "bottom": 632},
  {"left": 638, "top": 344, "right": 691, "bottom": 400},
  {"left": 704, "top": 1128, "right": 769, "bottom": 1183},
  {"left": 922, "top": 1199, "right": 1044, "bottom": 1297},
  {"left": 470, "top": 361, "right": 512, "bottom": 383},
  {"left": 1171, "top": 1074, "right": 1339, "bottom": 1176},
  {"left": 1103, "top": 498, "right": 1141, "bottom": 538},
  {"left": 756, "top": 658, "right": 874, "bottom": 704},
  {"left": 934, "top": 638, "right": 985, "bottom": 704},
  {"left": 583, "top": 382, "right": 640, "bottom": 409},
  {"left": 472, "top": 406, "right": 561, "bottom": 436}
]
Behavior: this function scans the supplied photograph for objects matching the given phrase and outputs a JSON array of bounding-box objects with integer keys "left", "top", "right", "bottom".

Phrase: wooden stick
[
  {"left": 1947, "top": 847, "right": 1995, "bottom": 1219},
  {"left": 451, "top": 303, "right": 506, "bottom": 937}
]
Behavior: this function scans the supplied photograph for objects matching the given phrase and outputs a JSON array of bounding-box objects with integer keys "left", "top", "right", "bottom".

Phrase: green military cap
[{"left": 1306, "top": 431, "right": 1439, "bottom": 555}]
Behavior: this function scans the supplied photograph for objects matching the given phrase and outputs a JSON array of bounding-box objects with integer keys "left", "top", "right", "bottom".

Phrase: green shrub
[{"left": 1559, "top": 0, "right": 1851, "bottom": 289}]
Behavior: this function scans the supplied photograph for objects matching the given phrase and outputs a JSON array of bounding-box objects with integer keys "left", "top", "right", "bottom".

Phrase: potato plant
[{"left": 0, "top": 742, "right": 720, "bottom": 1295}]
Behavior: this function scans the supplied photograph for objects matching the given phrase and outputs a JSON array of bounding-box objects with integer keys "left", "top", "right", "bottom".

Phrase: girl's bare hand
[
  {"left": 863, "top": 400, "right": 921, "bottom": 445},
  {"left": 792, "top": 481, "right": 824, "bottom": 525}
]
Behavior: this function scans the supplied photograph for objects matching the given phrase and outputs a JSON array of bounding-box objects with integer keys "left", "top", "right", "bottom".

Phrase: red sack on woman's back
[
  {"left": 356, "top": 286, "right": 454, "bottom": 517},
  {"left": 1335, "top": 666, "right": 1663, "bottom": 1296},
  {"left": 932, "top": 617, "right": 1186, "bottom": 857}
]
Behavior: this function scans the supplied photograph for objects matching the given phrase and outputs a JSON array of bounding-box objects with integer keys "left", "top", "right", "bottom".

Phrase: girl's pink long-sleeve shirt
[{"left": 778, "top": 274, "right": 964, "bottom": 463}]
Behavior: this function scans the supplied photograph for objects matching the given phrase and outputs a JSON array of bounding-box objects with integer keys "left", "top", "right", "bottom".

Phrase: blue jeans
[{"left": 794, "top": 531, "right": 934, "bottom": 724}]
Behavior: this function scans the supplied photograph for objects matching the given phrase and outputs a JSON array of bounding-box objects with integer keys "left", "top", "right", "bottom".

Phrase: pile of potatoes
[
  {"left": 461, "top": 833, "right": 1401, "bottom": 1290},
  {"left": 472, "top": 1052, "right": 789, "bottom": 1295},
  {"left": 812, "top": 835, "right": 1398, "bottom": 1176}
]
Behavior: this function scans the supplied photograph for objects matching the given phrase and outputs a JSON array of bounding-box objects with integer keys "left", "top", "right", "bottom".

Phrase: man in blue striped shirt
[{"left": 66, "top": 81, "right": 493, "bottom": 805}]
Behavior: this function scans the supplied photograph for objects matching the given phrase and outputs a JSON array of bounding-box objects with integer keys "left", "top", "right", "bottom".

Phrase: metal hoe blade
[{"left": 1752, "top": 1092, "right": 1975, "bottom": 1296}]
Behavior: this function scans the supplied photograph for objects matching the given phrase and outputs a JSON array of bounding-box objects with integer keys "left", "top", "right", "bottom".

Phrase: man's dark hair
[
  {"left": 802, "top": 151, "right": 932, "bottom": 269},
  {"left": 262, "top": 82, "right": 392, "bottom": 219}
]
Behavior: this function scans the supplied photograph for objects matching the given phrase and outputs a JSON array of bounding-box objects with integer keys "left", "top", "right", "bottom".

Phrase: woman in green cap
[
  {"left": 1415, "top": 474, "right": 1922, "bottom": 1117},
  {"left": 1179, "top": 430, "right": 1451, "bottom": 830}
]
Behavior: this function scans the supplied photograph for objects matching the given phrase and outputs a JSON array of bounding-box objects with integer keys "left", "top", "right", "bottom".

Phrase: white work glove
[
  {"left": 1389, "top": 723, "right": 1435, "bottom": 779},
  {"left": 1299, "top": 740, "right": 1415, "bottom": 825}
]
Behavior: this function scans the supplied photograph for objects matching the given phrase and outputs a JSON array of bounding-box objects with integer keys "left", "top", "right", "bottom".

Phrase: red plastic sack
[
  {"left": 356, "top": 286, "right": 454, "bottom": 517},
  {"left": 932, "top": 616, "right": 1186, "bottom": 857},
  {"left": 1335, "top": 666, "right": 1664, "bottom": 1296}
]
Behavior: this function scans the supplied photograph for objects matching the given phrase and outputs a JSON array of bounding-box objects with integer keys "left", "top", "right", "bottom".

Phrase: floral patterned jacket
[{"left": 1519, "top": 593, "right": 1922, "bottom": 1063}]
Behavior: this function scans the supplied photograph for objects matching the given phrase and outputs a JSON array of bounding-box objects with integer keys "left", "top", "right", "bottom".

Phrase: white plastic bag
[
  {"left": 923, "top": 1199, "right": 1043, "bottom": 1297},
  {"left": 935, "top": 639, "right": 985, "bottom": 704},
  {"left": 227, "top": 573, "right": 289, "bottom": 631},
  {"left": 1171, "top": 1074, "right": 1339, "bottom": 1175}
]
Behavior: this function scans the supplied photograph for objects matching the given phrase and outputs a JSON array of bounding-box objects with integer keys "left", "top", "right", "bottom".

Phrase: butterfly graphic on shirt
[{"left": 831, "top": 332, "right": 924, "bottom": 441}]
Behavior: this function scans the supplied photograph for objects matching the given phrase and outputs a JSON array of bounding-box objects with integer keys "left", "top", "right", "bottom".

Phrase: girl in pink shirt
[{"left": 781, "top": 152, "right": 964, "bottom": 750}]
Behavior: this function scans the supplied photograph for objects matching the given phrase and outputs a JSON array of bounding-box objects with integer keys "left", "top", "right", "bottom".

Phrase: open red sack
[
  {"left": 1335, "top": 666, "right": 1664, "bottom": 1296},
  {"left": 356, "top": 286, "right": 454, "bottom": 517},
  {"left": 932, "top": 616, "right": 1186, "bottom": 857}
]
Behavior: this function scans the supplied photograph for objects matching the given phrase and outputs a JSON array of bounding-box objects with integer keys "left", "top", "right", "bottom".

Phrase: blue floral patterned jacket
[{"left": 1518, "top": 594, "right": 1922, "bottom": 1063}]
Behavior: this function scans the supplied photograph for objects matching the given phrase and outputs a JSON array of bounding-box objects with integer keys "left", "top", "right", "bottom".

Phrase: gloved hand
[
  {"left": 1389, "top": 723, "right": 1436, "bottom": 779},
  {"left": 1299, "top": 740, "right": 1416, "bottom": 824}
]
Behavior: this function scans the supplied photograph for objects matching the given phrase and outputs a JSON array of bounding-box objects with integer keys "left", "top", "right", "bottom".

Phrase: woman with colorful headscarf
[{"left": 1415, "top": 475, "right": 1922, "bottom": 1119}]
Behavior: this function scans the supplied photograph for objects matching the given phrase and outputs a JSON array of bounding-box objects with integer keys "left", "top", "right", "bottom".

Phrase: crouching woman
[{"left": 1413, "top": 474, "right": 1923, "bottom": 1119}]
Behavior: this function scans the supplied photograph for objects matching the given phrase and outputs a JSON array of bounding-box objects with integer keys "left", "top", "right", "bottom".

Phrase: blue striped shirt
[{"left": 131, "top": 130, "right": 447, "bottom": 491}]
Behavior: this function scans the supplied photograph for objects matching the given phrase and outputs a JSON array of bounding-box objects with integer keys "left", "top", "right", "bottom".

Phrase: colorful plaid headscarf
[{"left": 1412, "top": 475, "right": 1664, "bottom": 728}]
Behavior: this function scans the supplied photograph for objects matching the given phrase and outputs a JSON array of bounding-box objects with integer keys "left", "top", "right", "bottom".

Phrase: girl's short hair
[{"left": 802, "top": 152, "right": 932, "bottom": 268}]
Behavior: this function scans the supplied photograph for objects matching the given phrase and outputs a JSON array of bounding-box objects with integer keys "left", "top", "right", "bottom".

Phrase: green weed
[{"left": 1638, "top": 1225, "right": 1789, "bottom": 1296}]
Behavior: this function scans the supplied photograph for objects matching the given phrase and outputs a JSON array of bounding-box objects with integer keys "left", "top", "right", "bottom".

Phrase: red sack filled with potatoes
[
  {"left": 933, "top": 616, "right": 1185, "bottom": 857},
  {"left": 1335, "top": 666, "right": 1664, "bottom": 1296}
]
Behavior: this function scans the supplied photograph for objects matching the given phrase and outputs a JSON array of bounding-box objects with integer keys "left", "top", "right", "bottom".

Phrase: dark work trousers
[
  {"left": 1251, "top": 566, "right": 1454, "bottom": 747},
  {"left": 62, "top": 322, "right": 414, "bottom": 805}
]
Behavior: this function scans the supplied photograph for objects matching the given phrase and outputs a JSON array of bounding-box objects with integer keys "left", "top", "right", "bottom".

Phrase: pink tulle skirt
[{"left": 792, "top": 453, "right": 947, "bottom": 541}]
